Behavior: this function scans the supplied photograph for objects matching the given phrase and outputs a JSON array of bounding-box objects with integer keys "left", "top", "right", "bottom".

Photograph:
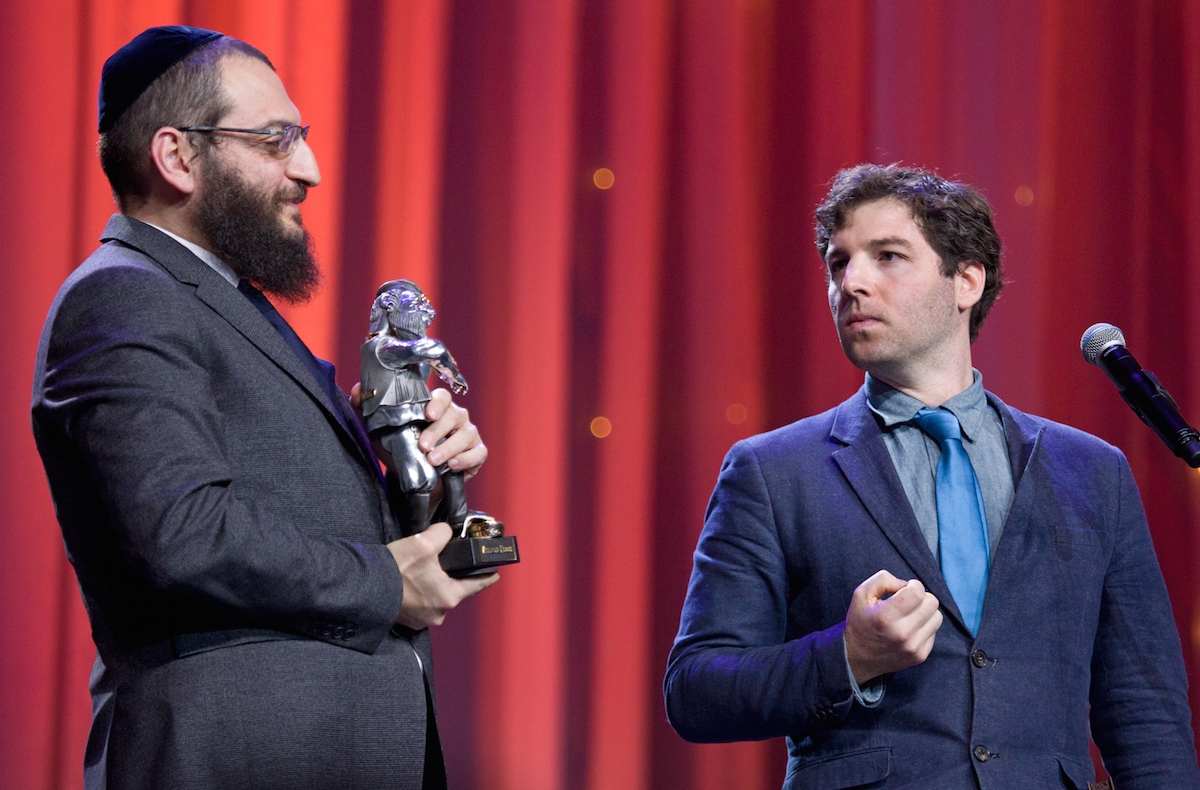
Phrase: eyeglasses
[{"left": 176, "top": 124, "right": 310, "bottom": 154}]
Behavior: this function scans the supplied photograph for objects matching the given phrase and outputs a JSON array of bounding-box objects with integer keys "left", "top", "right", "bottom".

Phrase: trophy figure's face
[
  {"left": 392, "top": 289, "right": 435, "bottom": 330},
  {"left": 371, "top": 284, "right": 436, "bottom": 338}
]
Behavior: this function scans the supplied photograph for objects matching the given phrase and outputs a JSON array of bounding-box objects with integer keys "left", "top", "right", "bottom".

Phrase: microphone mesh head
[{"left": 1081, "top": 323, "right": 1126, "bottom": 365}]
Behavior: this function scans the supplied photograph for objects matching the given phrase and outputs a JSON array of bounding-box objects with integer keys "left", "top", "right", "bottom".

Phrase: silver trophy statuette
[{"left": 360, "top": 280, "right": 519, "bottom": 576}]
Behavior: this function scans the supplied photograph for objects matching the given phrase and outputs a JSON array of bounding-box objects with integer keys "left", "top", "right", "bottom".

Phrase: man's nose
[
  {"left": 286, "top": 135, "right": 321, "bottom": 187},
  {"left": 839, "top": 255, "right": 871, "bottom": 295}
]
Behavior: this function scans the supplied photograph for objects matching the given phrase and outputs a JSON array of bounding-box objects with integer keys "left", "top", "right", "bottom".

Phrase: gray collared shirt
[
  {"left": 865, "top": 370, "right": 1014, "bottom": 562},
  {"left": 845, "top": 371, "right": 1015, "bottom": 706}
]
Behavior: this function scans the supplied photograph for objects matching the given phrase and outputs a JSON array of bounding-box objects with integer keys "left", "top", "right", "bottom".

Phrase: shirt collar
[
  {"left": 866, "top": 369, "right": 988, "bottom": 442},
  {"left": 143, "top": 222, "right": 240, "bottom": 287}
]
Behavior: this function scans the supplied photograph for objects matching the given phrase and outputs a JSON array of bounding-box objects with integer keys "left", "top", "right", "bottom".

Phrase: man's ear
[
  {"left": 956, "top": 260, "right": 986, "bottom": 311},
  {"left": 148, "top": 127, "right": 200, "bottom": 196}
]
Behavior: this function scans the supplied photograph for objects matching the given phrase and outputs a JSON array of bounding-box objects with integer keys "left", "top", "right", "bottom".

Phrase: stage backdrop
[{"left": 2, "top": 1, "right": 1199, "bottom": 788}]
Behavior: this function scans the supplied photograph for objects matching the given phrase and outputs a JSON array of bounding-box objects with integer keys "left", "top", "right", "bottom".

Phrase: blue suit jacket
[{"left": 665, "top": 386, "right": 1199, "bottom": 789}]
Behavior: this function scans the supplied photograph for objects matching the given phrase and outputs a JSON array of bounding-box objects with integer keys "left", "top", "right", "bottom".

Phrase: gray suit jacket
[{"left": 33, "top": 216, "right": 436, "bottom": 789}]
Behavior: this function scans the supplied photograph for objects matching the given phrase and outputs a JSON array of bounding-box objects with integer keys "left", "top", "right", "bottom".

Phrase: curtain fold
[{"left": 3, "top": 2, "right": 1199, "bottom": 788}]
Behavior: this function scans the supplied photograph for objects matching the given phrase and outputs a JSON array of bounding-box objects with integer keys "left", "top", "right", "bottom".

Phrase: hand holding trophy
[{"left": 359, "top": 280, "right": 519, "bottom": 576}]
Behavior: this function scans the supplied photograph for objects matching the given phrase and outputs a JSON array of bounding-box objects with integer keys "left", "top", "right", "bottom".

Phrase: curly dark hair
[
  {"left": 98, "top": 36, "right": 272, "bottom": 212},
  {"left": 815, "top": 163, "right": 1004, "bottom": 343}
]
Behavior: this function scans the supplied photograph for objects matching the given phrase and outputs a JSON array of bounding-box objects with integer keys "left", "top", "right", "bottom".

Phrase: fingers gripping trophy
[{"left": 360, "top": 280, "right": 519, "bottom": 576}]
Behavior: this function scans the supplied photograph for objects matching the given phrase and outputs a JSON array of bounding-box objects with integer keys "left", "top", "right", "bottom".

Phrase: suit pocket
[
  {"left": 1057, "top": 756, "right": 1098, "bottom": 789},
  {"left": 784, "top": 747, "right": 890, "bottom": 789},
  {"left": 1054, "top": 527, "right": 1107, "bottom": 549},
  {"left": 172, "top": 628, "right": 304, "bottom": 658}
]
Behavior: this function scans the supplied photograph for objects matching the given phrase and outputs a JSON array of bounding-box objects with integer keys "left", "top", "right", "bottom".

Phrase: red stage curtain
[{"left": 2, "top": 2, "right": 1199, "bottom": 789}]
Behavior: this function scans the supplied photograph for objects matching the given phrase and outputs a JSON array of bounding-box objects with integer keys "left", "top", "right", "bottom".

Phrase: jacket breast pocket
[
  {"left": 1054, "top": 526, "right": 1107, "bottom": 560},
  {"left": 784, "top": 747, "right": 890, "bottom": 789}
]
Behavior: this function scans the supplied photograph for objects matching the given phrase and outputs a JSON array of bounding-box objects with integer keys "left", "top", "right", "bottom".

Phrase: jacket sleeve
[
  {"left": 1088, "top": 452, "right": 1200, "bottom": 788},
  {"left": 664, "top": 439, "right": 860, "bottom": 742},
  {"left": 34, "top": 262, "right": 404, "bottom": 654}
]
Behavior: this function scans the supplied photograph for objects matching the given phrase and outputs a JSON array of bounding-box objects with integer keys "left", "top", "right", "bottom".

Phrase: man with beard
[{"left": 31, "top": 26, "right": 495, "bottom": 790}]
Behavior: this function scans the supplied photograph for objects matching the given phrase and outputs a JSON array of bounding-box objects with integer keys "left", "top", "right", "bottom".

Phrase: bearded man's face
[{"left": 193, "top": 151, "right": 321, "bottom": 303}]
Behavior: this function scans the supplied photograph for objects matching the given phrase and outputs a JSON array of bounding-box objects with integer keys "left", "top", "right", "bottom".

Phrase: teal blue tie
[{"left": 913, "top": 407, "right": 990, "bottom": 634}]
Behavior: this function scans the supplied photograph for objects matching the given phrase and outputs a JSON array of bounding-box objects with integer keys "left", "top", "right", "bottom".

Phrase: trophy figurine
[{"left": 360, "top": 280, "right": 519, "bottom": 577}]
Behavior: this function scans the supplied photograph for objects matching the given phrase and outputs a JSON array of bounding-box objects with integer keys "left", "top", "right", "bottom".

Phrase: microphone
[{"left": 1080, "top": 323, "right": 1200, "bottom": 468}]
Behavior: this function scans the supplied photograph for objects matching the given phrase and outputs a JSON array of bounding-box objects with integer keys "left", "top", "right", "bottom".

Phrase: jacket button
[
  {"left": 973, "top": 745, "right": 991, "bottom": 762},
  {"left": 971, "top": 650, "right": 988, "bottom": 668}
]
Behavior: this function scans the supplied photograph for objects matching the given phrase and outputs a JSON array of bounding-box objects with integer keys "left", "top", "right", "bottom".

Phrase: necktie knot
[{"left": 914, "top": 407, "right": 963, "bottom": 446}]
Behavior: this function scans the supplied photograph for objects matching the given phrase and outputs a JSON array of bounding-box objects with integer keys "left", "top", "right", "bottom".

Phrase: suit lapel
[
  {"left": 195, "top": 275, "right": 339, "bottom": 409},
  {"left": 980, "top": 394, "right": 1046, "bottom": 593},
  {"left": 829, "top": 389, "right": 964, "bottom": 626},
  {"left": 991, "top": 395, "right": 1043, "bottom": 491},
  {"left": 101, "top": 215, "right": 377, "bottom": 471}
]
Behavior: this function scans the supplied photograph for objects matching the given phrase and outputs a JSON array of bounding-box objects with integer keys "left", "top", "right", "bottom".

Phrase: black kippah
[{"left": 98, "top": 25, "right": 223, "bottom": 134}]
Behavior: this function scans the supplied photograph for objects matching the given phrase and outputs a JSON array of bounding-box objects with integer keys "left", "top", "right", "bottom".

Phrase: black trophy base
[{"left": 439, "top": 535, "right": 520, "bottom": 577}]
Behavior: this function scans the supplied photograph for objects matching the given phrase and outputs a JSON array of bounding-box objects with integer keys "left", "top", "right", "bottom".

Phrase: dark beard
[{"left": 194, "top": 158, "right": 321, "bottom": 303}]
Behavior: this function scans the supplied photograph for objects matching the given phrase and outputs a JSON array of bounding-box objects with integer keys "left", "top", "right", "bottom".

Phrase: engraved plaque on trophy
[{"left": 360, "top": 280, "right": 519, "bottom": 577}]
